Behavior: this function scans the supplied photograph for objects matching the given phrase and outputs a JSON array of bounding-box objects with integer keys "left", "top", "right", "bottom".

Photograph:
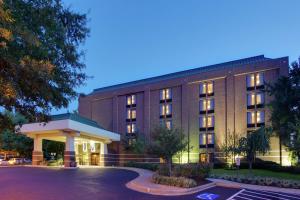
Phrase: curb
[
  {"left": 208, "top": 178, "right": 300, "bottom": 195},
  {"left": 120, "top": 167, "right": 216, "bottom": 196}
]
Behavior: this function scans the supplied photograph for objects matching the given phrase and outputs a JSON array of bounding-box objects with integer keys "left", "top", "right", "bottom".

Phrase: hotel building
[{"left": 78, "top": 55, "right": 290, "bottom": 165}]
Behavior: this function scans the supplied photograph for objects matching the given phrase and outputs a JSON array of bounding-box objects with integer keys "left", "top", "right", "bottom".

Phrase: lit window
[
  {"left": 207, "top": 82, "right": 213, "bottom": 94},
  {"left": 127, "top": 109, "right": 136, "bottom": 120},
  {"left": 247, "top": 111, "right": 264, "bottom": 124},
  {"left": 199, "top": 116, "right": 214, "bottom": 128},
  {"left": 160, "top": 88, "right": 172, "bottom": 100},
  {"left": 126, "top": 94, "right": 136, "bottom": 106},
  {"left": 247, "top": 73, "right": 264, "bottom": 88},
  {"left": 199, "top": 133, "right": 206, "bottom": 145},
  {"left": 256, "top": 110, "right": 264, "bottom": 123},
  {"left": 200, "top": 99, "right": 214, "bottom": 111},
  {"left": 160, "top": 104, "right": 172, "bottom": 116},
  {"left": 127, "top": 123, "right": 136, "bottom": 134},
  {"left": 207, "top": 115, "right": 214, "bottom": 127},
  {"left": 200, "top": 82, "right": 214, "bottom": 95},
  {"left": 247, "top": 93, "right": 264, "bottom": 106},
  {"left": 160, "top": 120, "right": 172, "bottom": 130},
  {"left": 207, "top": 133, "right": 214, "bottom": 144}
]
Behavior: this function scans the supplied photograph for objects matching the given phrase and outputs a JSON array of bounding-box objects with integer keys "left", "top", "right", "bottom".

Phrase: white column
[
  {"left": 65, "top": 134, "right": 75, "bottom": 152},
  {"left": 100, "top": 142, "right": 108, "bottom": 154},
  {"left": 34, "top": 135, "right": 43, "bottom": 152}
]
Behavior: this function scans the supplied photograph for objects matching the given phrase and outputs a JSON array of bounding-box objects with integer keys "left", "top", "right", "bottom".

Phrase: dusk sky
[{"left": 57, "top": 0, "right": 300, "bottom": 114}]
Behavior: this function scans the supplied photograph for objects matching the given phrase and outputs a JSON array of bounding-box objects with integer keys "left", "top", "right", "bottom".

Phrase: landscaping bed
[{"left": 210, "top": 169, "right": 300, "bottom": 189}]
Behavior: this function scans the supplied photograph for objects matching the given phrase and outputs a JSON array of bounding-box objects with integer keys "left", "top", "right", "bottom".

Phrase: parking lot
[{"left": 228, "top": 189, "right": 300, "bottom": 200}]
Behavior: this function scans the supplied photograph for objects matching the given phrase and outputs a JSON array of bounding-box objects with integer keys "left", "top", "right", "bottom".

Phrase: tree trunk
[
  {"left": 279, "top": 135, "right": 282, "bottom": 166},
  {"left": 167, "top": 158, "right": 172, "bottom": 177},
  {"left": 249, "top": 161, "right": 253, "bottom": 175}
]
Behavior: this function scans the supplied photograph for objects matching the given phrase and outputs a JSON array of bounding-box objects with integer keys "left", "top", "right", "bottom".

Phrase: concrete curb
[
  {"left": 118, "top": 167, "right": 216, "bottom": 196},
  {"left": 208, "top": 178, "right": 300, "bottom": 195}
]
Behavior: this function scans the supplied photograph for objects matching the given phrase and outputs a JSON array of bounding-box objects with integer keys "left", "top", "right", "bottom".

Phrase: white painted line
[
  {"left": 244, "top": 190, "right": 289, "bottom": 200},
  {"left": 234, "top": 195, "right": 252, "bottom": 200},
  {"left": 258, "top": 190, "right": 300, "bottom": 199},
  {"left": 240, "top": 193, "right": 272, "bottom": 200},
  {"left": 227, "top": 189, "right": 246, "bottom": 200}
]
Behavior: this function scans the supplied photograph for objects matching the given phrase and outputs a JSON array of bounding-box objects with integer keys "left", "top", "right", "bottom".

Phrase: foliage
[
  {"left": 0, "top": 0, "right": 89, "bottom": 130},
  {"left": 236, "top": 127, "right": 271, "bottom": 170},
  {"left": 0, "top": 129, "right": 33, "bottom": 158},
  {"left": 121, "top": 132, "right": 146, "bottom": 154},
  {"left": 124, "top": 161, "right": 159, "bottom": 171},
  {"left": 43, "top": 140, "right": 65, "bottom": 160},
  {"left": 266, "top": 57, "right": 300, "bottom": 164},
  {"left": 152, "top": 173, "right": 197, "bottom": 188},
  {"left": 0, "top": 112, "right": 32, "bottom": 158},
  {"left": 221, "top": 130, "right": 241, "bottom": 166},
  {"left": 172, "top": 163, "right": 211, "bottom": 182},
  {"left": 209, "top": 172, "right": 300, "bottom": 189},
  {"left": 147, "top": 126, "right": 188, "bottom": 176}
]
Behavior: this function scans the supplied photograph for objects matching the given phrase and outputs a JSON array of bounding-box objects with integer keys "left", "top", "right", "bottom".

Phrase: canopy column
[
  {"left": 100, "top": 142, "right": 108, "bottom": 166},
  {"left": 32, "top": 135, "right": 43, "bottom": 165},
  {"left": 64, "top": 134, "right": 76, "bottom": 167}
]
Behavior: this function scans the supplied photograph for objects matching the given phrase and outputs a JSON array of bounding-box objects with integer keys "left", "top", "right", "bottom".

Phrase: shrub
[
  {"left": 124, "top": 161, "right": 159, "bottom": 171},
  {"left": 209, "top": 173, "right": 300, "bottom": 189},
  {"left": 157, "top": 164, "right": 170, "bottom": 176},
  {"left": 152, "top": 173, "right": 197, "bottom": 188},
  {"left": 172, "top": 163, "right": 211, "bottom": 182}
]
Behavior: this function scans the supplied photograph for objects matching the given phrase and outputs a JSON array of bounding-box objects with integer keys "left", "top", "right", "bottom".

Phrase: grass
[{"left": 211, "top": 168, "right": 300, "bottom": 181}]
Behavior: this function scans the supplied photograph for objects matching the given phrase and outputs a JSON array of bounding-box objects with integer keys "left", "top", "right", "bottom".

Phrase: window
[
  {"left": 247, "top": 72, "right": 264, "bottom": 88},
  {"left": 161, "top": 120, "right": 172, "bottom": 130},
  {"left": 200, "top": 99, "right": 214, "bottom": 112},
  {"left": 199, "top": 133, "right": 214, "bottom": 147},
  {"left": 207, "top": 133, "right": 214, "bottom": 144},
  {"left": 247, "top": 111, "right": 265, "bottom": 126},
  {"left": 200, "top": 82, "right": 214, "bottom": 96},
  {"left": 126, "top": 94, "right": 136, "bottom": 106},
  {"left": 247, "top": 93, "right": 264, "bottom": 107},
  {"left": 127, "top": 123, "right": 136, "bottom": 134},
  {"left": 127, "top": 108, "right": 136, "bottom": 120},
  {"left": 160, "top": 88, "right": 172, "bottom": 101},
  {"left": 199, "top": 116, "right": 214, "bottom": 128},
  {"left": 199, "top": 133, "right": 206, "bottom": 145},
  {"left": 160, "top": 104, "right": 172, "bottom": 117}
]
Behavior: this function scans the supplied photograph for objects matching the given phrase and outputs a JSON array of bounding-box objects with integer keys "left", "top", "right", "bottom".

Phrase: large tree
[
  {"left": 147, "top": 126, "right": 188, "bottom": 176},
  {"left": 0, "top": 0, "right": 89, "bottom": 130},
  {"left": 237, "top": 127, "right": 271, "bottom": 171},
  {"left": 266, "top": 57, "right": 300, "bottom": 165}
]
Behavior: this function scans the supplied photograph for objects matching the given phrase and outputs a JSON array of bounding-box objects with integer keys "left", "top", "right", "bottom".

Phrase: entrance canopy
[
  {"left": 20, "top": 113, "right": 120, "bottom": 143},
  {"left": 19, "top": 113, "right": 120, "bottom": 167}
]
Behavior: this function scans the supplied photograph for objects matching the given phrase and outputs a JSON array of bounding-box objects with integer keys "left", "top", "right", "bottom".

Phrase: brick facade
[{"left": 78, "top": 55, "right": 290, "bottom": 164}]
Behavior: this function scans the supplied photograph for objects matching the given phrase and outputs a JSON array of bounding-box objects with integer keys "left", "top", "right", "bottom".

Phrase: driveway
[{"left": 0, "top": 167, "right": 239, "bottom": 200}]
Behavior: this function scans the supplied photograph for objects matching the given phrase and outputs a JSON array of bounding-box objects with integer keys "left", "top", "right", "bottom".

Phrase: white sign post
[{"left": 235, "top": 156, "right": 240, "bottom": 177}]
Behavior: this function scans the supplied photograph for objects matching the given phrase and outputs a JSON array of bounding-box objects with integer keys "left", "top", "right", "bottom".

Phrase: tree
[
  {"left": 237, "top": 127, "right": 271, "bottom": 171},
  {"left": 266, "top": 57, "right": 300, "bottom": 165},
  {"left": 0, "top": 112, "right": 33, "bottom": 158},
  {"left": 0, "top": 0, "right": 89, "bottom": 130},
  {"left": 221, "top": 130, "right": 241, "bottom": 166},
  {"left": 121, "top": 131, "right": 146, "bottom": 155},
  {"left": 43, "top": 140, "right": 65, "bottom": 160},
  {"left": 147, "top": 126, "right": 188, "bottom": 176}
]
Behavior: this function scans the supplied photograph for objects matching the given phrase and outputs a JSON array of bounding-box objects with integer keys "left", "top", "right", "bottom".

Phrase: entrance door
[{"left": 90, "top": 153, "right": 99, "bottom": 165}]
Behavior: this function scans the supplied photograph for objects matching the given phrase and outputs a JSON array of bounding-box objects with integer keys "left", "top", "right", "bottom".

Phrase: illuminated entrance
[{"left": 19, "top": 113, "right": 120, "bottom": 167}]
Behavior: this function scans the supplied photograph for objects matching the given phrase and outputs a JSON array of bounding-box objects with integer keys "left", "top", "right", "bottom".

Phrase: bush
[
  {"left": 157, "top": 164, "right": 170, "bottom": 176},
  {"left": 124, "top": 161, "right": 159, "bottom": 171},
  {"left": 47, "top": 158, "right": 63, "bottom": 166},
  {"left": 209, "top": 173, "right": 300, "bottom": 189},
  {"left": 152, "top": 173, "right": 197, "bottom": 188},
  {"left": 172, "top": 163, "right": 211, "bottom": 182}
]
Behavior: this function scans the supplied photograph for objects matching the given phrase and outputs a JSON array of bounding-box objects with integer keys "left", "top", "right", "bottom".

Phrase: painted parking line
[{"left": 228, "top": 189, "right": 300, "bottom": 200}]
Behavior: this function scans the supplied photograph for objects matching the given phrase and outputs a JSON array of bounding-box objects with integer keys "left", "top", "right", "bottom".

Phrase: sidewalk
[
  {"left": 120, "top": 167, "right": 216, "bottom": 196},
  {"left": 208, "top": 178, "right": 300, "bottom": 195}
]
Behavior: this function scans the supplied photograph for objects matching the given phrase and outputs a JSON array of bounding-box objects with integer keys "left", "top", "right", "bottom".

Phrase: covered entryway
[{"left": 19, "top": 113, "right": 120, "bottom": 167}]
